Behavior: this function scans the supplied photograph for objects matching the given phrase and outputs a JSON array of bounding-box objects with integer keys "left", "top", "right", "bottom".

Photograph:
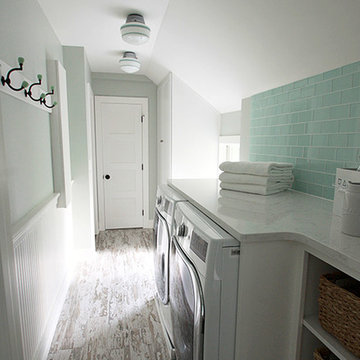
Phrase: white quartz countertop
[{"left": 168, "top": 179, "right": 360, "bottom": 274}]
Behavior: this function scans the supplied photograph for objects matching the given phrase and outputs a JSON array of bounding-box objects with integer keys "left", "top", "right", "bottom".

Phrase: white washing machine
[
  {"left": 153, "top": 185, "right": 186, "bottom": 358},
  {"left": 170, "top": 201, "right": 240, "bottom": 360}
]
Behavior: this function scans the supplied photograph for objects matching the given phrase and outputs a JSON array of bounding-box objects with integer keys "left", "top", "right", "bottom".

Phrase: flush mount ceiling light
[
  {"left": 119, "top": 51, "right": 141, "bottom": 73},
  {"left": 120, "top": 14, "right": 151, "bottom": 45}
]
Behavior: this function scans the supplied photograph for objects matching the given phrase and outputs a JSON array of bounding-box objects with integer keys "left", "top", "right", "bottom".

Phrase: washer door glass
[
  {"left": 170, "top": 235, "right": 204, "bottom": 360},
  {"left": 153, "top": 209, "right": 170, "bottom": 304}
]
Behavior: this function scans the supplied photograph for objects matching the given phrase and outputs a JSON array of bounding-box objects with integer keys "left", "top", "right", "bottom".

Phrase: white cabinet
[
  {"left": 298, "top": 253, "right": 360, "bottom": 360},
  {"left": 157, "top": 73, "right": 220, "bottom": 184}
]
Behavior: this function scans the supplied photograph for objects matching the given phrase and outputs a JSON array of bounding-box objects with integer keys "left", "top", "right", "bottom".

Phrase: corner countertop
[{"left": 168, "top": 179, "right": 360, "bottom": 275}]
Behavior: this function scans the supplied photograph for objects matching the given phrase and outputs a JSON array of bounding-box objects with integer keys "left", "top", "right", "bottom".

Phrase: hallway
[{"left": 47, "top": 229, "right": 169, "bottom": 360}]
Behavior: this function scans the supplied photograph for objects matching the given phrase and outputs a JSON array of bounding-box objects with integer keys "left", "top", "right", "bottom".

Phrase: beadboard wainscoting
[
  {"left": 12, "top": 194, "right": 73, "bottom": 360},
  {"left": 250, "top": 61, "right": 360, "bottom": 199}
]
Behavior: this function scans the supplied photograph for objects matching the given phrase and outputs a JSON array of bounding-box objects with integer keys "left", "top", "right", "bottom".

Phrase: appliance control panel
[{"left": 190, "top": 231, "right": 208, "bottom": 262}]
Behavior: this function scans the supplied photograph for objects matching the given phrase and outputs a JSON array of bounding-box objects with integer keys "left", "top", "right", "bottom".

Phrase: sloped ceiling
[{"left": 38, "top": 0, "right": 360, "bottom": 113}]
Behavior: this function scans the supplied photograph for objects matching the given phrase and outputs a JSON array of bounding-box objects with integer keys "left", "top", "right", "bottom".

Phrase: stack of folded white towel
[{"left": 219, "top": 161, "right": 294, "bottom": 195}]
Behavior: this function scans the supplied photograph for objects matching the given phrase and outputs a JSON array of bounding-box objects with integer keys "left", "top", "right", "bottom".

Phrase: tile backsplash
[{"left": 249, "top": 61, "right": 360, "bottom": 200}]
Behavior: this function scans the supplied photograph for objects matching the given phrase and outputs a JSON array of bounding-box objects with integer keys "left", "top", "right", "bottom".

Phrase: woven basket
[
  {"left": 313, "top": 347, "right": 331, "bottom": 360},
  {"left": 318, "top": 273, "right": 360, "bottom": 357}
]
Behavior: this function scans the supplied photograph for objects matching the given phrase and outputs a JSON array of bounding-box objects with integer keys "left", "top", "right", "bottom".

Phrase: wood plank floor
[{"left": 47, "top": 229, "right": 170, "bottom": 360}]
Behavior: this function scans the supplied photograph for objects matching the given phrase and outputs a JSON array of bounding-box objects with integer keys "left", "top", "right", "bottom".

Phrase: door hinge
[
  {"left": 141, "top": 115, "right": 144, "bottom": 123},
  {"left": 142, "top": 209, "right": 144, "bottom": 216},
  {"left": 141, "top": 164, "right": 144, "bottom": 170}
]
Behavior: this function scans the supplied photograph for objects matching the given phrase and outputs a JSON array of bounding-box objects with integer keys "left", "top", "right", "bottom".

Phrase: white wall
[
  {"left": 0, "top": 1, "right": 74, "bottom": 358},
  {"left": 172, "top": 75, "right": 220, "bottom": 178},
  {"left": 220, "top": 110, "right": 241, "bottom": 136},
  {"left": 63, "top": 46, "right": 95, "bottom": 252}
]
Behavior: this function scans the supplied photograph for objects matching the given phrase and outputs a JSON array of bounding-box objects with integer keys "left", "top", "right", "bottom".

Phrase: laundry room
[{"left": 0, "top": 1, "right": 360, "bottom": 360}]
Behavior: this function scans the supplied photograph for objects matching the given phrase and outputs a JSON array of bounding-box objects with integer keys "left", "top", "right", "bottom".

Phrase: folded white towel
[
  {"left": 219, "top": 172, "right": 294, "bottom": 186},
  {"left": 219, "top": 161, "right": 293, "bottom": 176},
  {"left": 219, "top": 189, "right": 286, "bottom": 204},
  {"left": 220, "top": 181, "right": 292, "bottom": 195}
]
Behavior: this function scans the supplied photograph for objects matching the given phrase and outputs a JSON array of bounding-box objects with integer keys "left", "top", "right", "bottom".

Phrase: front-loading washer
[
  {"left": 153, "top": 184, "right": 186, "bottom": 357},
  {"left": 170, "top": 201, "right": 240, "bottom": 360}
]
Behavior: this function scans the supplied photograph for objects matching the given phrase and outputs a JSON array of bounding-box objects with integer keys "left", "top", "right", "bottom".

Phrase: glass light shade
[
  {"left": 120, "top": 14, "right": 151, "bottom": 45},
  {"left": 119, "top": 52, "right": 141, "bottom": 73}
]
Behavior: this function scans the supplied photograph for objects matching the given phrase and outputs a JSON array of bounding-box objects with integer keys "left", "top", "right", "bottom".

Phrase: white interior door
[{"left": 95, "top": 97, "right": 146, "bottom": 229}]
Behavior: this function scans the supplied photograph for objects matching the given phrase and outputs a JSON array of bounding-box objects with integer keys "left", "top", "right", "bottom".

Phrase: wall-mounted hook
[
  {"left": 25, "top": 74, "right": 43, "bottom": 101},
  {"left": 42, "top": 86, "right": 57, "bottom": 108},
  {"left": 1, "top": 57, "right": 29, "bottom": 92}
]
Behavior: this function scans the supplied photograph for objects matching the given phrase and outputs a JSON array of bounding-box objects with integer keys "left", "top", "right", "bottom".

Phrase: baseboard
[
  {"left": 144, "top": 218, "right": 154, "bottom": 229},
  {"left": 33, "top": 268, "right": 72, "bottom": 360}
]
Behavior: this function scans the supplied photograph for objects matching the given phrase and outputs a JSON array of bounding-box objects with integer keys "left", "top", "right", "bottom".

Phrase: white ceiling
[{"left": 38, "top": 0, "right": 360, "bottom": 113}]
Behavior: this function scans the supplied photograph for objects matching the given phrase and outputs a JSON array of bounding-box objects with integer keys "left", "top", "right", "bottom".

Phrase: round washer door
[
  {"left": 170, "top": 235, "right": 204, "bottom": 360},
  {"left": 153, "top": 209, "right": 170, "bottom": 304}
]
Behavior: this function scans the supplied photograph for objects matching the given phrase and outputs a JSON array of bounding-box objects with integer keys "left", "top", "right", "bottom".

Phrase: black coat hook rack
[{"left": 0, "top": 57, "right": 57, "bottom": 113}]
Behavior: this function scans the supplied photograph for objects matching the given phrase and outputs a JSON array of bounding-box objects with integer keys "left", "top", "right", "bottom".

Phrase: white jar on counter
[{"left": 341, "top": 181, "right": 360, "bottom": 237}]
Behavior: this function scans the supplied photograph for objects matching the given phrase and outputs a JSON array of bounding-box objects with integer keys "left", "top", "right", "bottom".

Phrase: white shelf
[{"left": 303, "top": 315, "right": 359, "bottom": 360}]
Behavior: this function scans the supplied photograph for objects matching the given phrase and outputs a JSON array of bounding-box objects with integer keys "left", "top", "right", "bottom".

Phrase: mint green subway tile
[
  {"left": 339, "top": 118, "right": 360, "bottom": 132},
  {"left": 312, "top": 134, "right": 329, "bottom": 146},
  {"left": 295, "top": 158, "right": 309, "bottom": 169},
  {"left": 347, "top": 133, "right": 360, "bottom": 147},
  {"left": 290, "top": 147, "right": 303, "bottom": 157},
  {"left": 328, "top": 134, "right": 348, "bottom": 147},
  {"left": 336, "top": 148, "right": 358, "bottom": 161},
  {"left": 323, "top": 92, "right": 341, "bottom": 106},
  {"left": 342, "top": 62, "right": 360, "bottom": 75},
  {"left": 324, "top": 161, "right": 344, "bottom": 174},
  {"left": 281, "top": 103, "right": 291, "bottom": 114},
  {"left": 329, "top": 105, "right": 349, "bottom": 119},
  {"left": 342, "top": 88, "right": 360, "bottom": 104},
  {"left": 320, "top": 120, "right": 339, "bottom": 134},
  {"left": 350, "top": 103, "right": 360, "bottom": 118},
  {"left": 322, "top": 174, "right": 335, "bottom": 187},
  {"left": 291, "top": 123, "right": 305, "bottom": 134},
  {"left": 307, "top": 184, "right": 323, "bottom": 197},
  {"left": 291, "top": 99, "right": 310, "bottom": 112},
  {"left": 279, "top": 125, "right": 291, "bottom": 135},
  {"left": 301, "top": 85, "right": 315, "bottom": 98},
  {"left": 298, "top": 135, "right": 311, "bottom": 146},
  {"left": 287, "top": 136, "right": 298, "bottom": 145},
  {"left": 323, "top": 68, "right": 341, "bottom": 80},
  {"left": 271, "top": 87, "right": 283, "bottom": 96},
  {"left": 293, "top": 180, "right": 307, "bottom": 192},
  {"left": 309, "top": 96, "right": 323, "bottom": 109},
  {"left": 308, "top": 73, "right": 324, "bottom": 84},
  {"left": 289, "top": 88, "right": 301, "bottom": 101},
  {"left": 267, "top": 97, "right": 276, "bottom": 106},
  {"left": 303, "top": 148, "right": 309, "bottom": 158},
  {"left": 277, "top": 136, "right": 288, "bottom": 145},
  {"left": 318, "top": 147, "right": 336, "bottom": 160},
  {"left": 314, "top": 108, "right": 330, "bottom": 121},
  {"left": 315, "top": 80, "right": 332, "bottom": 95},
  {"left": 353, "top": 72, "right": 360, "bottom": 87},
  {"left": 290, "top": 113, "right": 300, "bottom": 123},
  {"left": 294, "top": 79, "right": 308, "bottom": 89},
  {"left": 282, "top": 83, "right": 294, "bottom": 92},
  {"left": 323, "top": 186, "right": 335, "bottom": 200},
  {"left": 298, "top": 110, "right": 313, "bottom": 122},
  {"left": 345, "top": 162, "right": 359, "bottom": 169},
  {"left": 309, "top": 159, "right": 325, "bottom": 172},
  {"left": 332, "top": 75, "right": 353, "bottom": 91},
  {"left": 307, "top": 121, "right": 322, "bottom": 134}
]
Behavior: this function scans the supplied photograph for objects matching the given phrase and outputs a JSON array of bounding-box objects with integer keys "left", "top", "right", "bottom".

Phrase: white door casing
[{"left": 95, "top": 96, "right": 149, "bottom": 230}]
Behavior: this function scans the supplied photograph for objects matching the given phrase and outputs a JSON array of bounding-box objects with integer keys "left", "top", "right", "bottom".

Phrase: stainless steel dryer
[
  {"left": 170, "top": 201, "right": 240, "bottom": 360},
  {"left": 153, "top": 184, "right": 186, "bottom": 356}
]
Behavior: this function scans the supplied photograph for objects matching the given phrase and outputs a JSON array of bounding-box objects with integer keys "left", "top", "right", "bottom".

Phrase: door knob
[{"left": 104, "top": 174, "right": 111, "bottom": 180}]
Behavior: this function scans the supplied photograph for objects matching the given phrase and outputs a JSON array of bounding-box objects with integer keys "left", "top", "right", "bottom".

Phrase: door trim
[{"left": 94, "top": 96, "right": 149, "bottom": 230}]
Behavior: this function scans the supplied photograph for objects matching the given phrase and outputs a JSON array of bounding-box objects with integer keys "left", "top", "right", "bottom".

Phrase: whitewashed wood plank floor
[{"left": 47, "top": 229, "right": 170, "bottom": 360}]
